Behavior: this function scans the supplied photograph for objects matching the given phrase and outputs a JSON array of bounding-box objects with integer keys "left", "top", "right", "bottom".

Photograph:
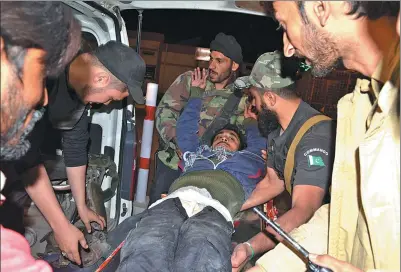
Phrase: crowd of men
[{"left": 0, "top": 1, "right": 399, "bottom": 272}]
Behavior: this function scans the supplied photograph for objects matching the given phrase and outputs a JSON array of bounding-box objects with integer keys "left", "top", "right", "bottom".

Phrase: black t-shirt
[
  {"left": 267, "top": 100, "right": 335, "bottom": 193},
  {"left": 14, "top": 66, "right": 89, "bottom": 172},
  {"left": 46, "top": 66, "right": 86, "bottom": 130}
]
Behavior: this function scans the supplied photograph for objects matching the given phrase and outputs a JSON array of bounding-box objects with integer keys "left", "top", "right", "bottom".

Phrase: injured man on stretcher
[{"left": 118, "top": 83, "right": 283, "bottom": 272}]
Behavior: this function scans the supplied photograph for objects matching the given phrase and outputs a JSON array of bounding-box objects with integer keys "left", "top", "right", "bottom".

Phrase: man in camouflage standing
[{"left": 150, "top": 33, "right": 245, "bottom": 205}]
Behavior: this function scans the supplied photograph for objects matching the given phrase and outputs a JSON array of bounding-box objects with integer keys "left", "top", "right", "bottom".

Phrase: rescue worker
[
  {"left": 231, "top": 50, "right": 336, "bottom": 271},
  {"left": 4, "top": 41, "right": 146, "bottom": 265},
  {"left": 237, "top": 2, "right": 400, "bottom": 271},
  {"left": 151, "top": 32, "right": 246, "bottom": 205},
  {"left": 0, "top": 2, "right": 81, "bottom": 271}
]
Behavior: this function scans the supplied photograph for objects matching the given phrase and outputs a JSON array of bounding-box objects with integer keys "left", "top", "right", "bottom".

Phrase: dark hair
[
  {"left": 271, "top": 83, "right": 298, "bottom": 99},
  {"left": 263, "top": 1, "right": 399, "bottom": 22},
  {"left": 0, "top": 2, "right": 81, "bottom": 77},
  {"left": 255, "top": 83, "right": 298, "bottom": 100},
  {"left": 211, "top": 124, "right": 246, "bottom": 150},
  {"left": 298, "top": 1, "right": 399, "bottom": 22}
]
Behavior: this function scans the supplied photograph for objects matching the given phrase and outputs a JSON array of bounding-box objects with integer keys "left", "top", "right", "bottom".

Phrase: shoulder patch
[{"left": 307, "top": 155, "right": 325, "bottom": 167}]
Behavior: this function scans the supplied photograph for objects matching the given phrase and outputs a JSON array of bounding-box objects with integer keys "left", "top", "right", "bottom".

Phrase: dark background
[{"left": 122, "top": 9, "right": 283, "bottom": 63}]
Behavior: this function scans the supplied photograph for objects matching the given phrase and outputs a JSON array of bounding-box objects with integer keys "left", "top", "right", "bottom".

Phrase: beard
[
  {"left": 301, "top": 21, "right": 342, "bottom": 77},
  {"left": 0, "top": 107, "right": 45, "bottom": 161},
  {"left": 257, "top": 103, "right": 280, "bottom": 138},
  {"left": 209, "top": 65, "right": 233, "bottom": 84}
]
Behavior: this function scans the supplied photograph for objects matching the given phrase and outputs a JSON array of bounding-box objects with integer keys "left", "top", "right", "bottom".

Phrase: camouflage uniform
[{"left": 156, "top": 71, "right": 246, "bottom": 170}]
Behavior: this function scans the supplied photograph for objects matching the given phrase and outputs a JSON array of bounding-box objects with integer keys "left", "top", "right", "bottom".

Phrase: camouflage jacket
[{"left": 156, "top": 71, "right": 246, "bottom": 169}]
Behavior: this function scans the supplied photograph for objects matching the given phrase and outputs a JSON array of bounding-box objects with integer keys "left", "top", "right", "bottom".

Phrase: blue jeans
[{"left": 118, "top": 198, "right": 233, "bottom": 272}]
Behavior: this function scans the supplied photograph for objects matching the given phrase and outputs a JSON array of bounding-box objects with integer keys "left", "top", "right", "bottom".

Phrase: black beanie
[{"left": 210, "top": 33, "right": 243, "bottom": 64}]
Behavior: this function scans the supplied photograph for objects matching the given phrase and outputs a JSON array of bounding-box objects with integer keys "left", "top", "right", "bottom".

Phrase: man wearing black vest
[{"left": 6, "top": 41, "right": 146, "bottom": 265}]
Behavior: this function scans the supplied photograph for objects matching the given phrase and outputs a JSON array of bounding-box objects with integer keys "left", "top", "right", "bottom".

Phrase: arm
[
  {"left": 61, "top": 112, "right": 105, "bottom": 231},
  {"left": 243, "top": 118, "right": 267, "bottom": 155},
  {"left": 240, "top": 167, "right": 284, "bottom": 211},
  {"left": 61, "top": 112, "right": 89, "bottom": 211},
  {"left": 247, "top": 182, "right": 325, "bottom": 254},
  {"left": 176, "top": 87, "right": 204, "bottom": 153},
  {"left": 24, "top": 164, "right": 72, "bottom": 233},
  {"left": 232, "top": 96, "right": 246, "bottom": 128},
  {"left": 23, "top": 164, "right": 88, "bottom": 265},
  {"left": 155, "top": 73, "right": 191, "bottom": 149}
]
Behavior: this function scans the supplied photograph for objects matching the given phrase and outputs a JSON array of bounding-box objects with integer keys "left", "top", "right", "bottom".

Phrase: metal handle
[
  {"left": 253, "top": 207, "right": 333, "bottom": 272},
  {"left": 252, "top": 207, "right": 309, "bottom": 258}
]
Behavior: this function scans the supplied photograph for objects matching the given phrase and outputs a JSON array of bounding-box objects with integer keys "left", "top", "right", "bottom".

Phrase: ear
[
  {"left": 92, "top": 72, "right": 110, "bottom": 88},
  {"left": 0, "top": 37, "right": 4, "bottom": 52},
  {"left": 311, "top": 1, "right": 331, "bottom": 27},
  {"left": 264, "top": 91, "right": 277, "bottom": 107},
  {"left": 231, "top": 61, "right": 239, "bottom": 72}
]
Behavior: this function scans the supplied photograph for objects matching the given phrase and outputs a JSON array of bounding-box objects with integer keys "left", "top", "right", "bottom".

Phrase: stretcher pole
[
  {"left": 253, "top": 207, "right": 332, "bottom": 272},
  {"left": 135, "top": 83, "right": 158, "bottom": 204}
]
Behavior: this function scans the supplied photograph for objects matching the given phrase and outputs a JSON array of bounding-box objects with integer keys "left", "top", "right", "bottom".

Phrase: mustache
[
  {"left": 0, "top": 108, "right": 45, "bottom": 161},
  {"left": 215, "top": 141, "right": 229, "bottom": 146}
]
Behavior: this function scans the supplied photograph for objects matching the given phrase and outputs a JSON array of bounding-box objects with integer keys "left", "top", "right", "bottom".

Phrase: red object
[
  {"left": 139, "top": 157, "right": 151, "bottom": 170},
  {"left": 263, "top": 199, "right": 278, "bottom": 228},
  {"left": 248, "top": 168, "right": 262, "bottom": 179},
  {"left": 95, "top": 241, "right": 125, "bottom": 272},
  {"left": 1, "top": 225, "right": 52, "bottom": 272},
  {"left": 144, "top": 105, "right": 156, "bottom": 121}
]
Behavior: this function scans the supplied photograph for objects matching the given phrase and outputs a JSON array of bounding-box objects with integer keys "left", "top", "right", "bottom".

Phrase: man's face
[
  {"left": 0, "top": 44, "right": 48, "bottom": 160},
  {"left": 82, "top": 67, "right": 129, "bottom": 105},
  {"left": 273, "top": 1, "right": 341, "bottom": 77},
  {"left": 83, "top": 87, "right": 129, "bottom": 106},
  {"left": 212, "top": 129, "right": 241, "bottom": 152},
  {"left": 248, "top": 87, "right": 280, "bottom": 138},
  {"left": 208, "top": 51, "right": 235, "bottom": 83}
]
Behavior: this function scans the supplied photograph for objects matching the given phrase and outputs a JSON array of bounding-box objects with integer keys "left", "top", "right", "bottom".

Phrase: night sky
[{"left": 121, "top": 9, "right": 283, "bottom": 63}]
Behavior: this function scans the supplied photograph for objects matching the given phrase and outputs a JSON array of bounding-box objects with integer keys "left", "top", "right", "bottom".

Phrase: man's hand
[
  {"left": 309, "top": 254, "right": 363, "bottom": 272},
  {"left": 191, "top": 67, "right": 207, "bottom": 89},
  {"left": 231, "top": 243, "right": 253, "bottom": 271},
  {"left": 77, "top": 206, "right": 106, "bottom": 233},
  {"left": 54, "top": 223, "right": 88, "bottom": 265},
  {"left": 244, "top": 104, "right": 258, "bottom": 120}
]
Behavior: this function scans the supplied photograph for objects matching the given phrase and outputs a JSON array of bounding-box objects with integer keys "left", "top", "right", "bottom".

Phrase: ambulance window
[{"left": 81, "top": 32, "right": 98, "bottom": 52}]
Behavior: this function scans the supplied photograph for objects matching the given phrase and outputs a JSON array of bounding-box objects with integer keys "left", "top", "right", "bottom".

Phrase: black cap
[
  {"left": 93, "top": 41, "right": 146, "bottom": 104},
  {"left": 210, "top": 33, "right": 243, "bottom": 64}
]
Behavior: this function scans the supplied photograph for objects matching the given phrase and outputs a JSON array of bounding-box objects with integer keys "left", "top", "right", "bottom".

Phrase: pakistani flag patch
[{"left": 308, "top": 155, "right": 325, "bottom": 167}]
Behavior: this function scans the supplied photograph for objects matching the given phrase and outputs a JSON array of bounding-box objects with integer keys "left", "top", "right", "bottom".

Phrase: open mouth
[{"left": 216, "top": 142, "right": 229, "bottom": 148}]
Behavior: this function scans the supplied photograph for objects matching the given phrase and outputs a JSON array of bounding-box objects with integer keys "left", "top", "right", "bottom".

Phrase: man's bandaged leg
[{"left": 256, "top": 204, "right": 329, "bottom": 272}]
